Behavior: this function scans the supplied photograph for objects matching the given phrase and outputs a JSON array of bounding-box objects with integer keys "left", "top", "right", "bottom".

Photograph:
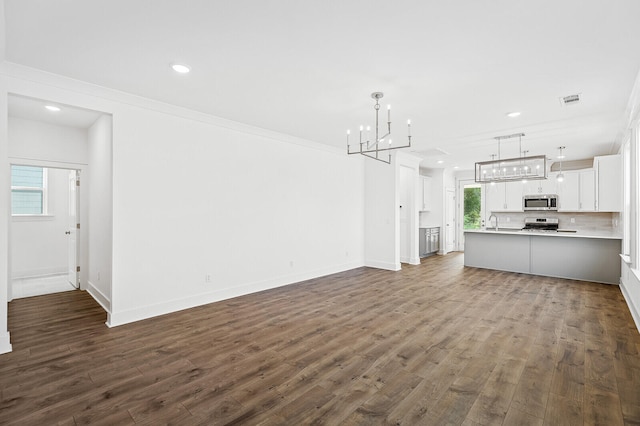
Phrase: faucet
[{"left": 488, "top": 214, "right": 498, "bottom": 230}]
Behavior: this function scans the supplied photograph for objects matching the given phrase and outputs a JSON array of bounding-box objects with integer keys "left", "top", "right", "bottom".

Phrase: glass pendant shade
[{"left": 475, "top": 154, "right": 547, "bottom": 183}]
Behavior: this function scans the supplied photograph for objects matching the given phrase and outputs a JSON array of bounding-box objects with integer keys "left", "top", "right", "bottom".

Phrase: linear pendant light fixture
[
  {"left": 346, "top": 92, "right": 411, "bottom": 164},
  {"left": 475, "top": 133, "right": 547, "bottom": 183}
]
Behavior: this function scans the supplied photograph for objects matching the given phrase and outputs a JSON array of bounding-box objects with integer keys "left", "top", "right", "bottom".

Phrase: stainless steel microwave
[{"left": 523, "top": 194, "right": 558, "bottom": 211}]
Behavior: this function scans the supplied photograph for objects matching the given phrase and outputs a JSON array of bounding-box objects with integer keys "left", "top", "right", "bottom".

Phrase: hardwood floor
[{"left": 1, "top": 253, "right": 639, "bottom": 425}]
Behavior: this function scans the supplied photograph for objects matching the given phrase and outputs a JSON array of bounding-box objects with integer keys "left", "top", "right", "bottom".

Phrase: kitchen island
[{"left": 464, "top": 229, "right": 622, "bottom": 284}]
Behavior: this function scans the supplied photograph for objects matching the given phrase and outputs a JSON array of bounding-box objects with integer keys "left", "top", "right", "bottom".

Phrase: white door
[
  {"left": 67, "top": 170, "right": 79, "bottom": 288},
  {"left": 445, "top": 189, "right": 455, "bottom": 253}
]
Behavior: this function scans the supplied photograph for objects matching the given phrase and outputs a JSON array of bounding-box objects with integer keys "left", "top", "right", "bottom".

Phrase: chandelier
[
  {"left": 346, "top": 92, "right": 412, "bottom": 164},
  {"left": 475, "top": 133, "right": 547, "bottom": 183}
]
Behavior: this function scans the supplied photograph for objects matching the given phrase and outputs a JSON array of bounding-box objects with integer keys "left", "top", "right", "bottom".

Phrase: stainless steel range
[{"left": 522, "top": 217, "right": 559, "bottom": 232}]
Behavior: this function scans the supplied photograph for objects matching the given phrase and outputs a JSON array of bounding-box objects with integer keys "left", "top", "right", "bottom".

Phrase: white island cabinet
[{"left": 464, "top": 230, "right": 621, "bottom": 284}]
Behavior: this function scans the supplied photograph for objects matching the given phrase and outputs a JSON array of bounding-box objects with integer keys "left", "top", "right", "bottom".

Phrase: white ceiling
[
  {"left": 8, "top": 94, "right": 104, "bottom": 129},
  {"left": 4, "top": 0, "right": 640, "bottom": 170}
]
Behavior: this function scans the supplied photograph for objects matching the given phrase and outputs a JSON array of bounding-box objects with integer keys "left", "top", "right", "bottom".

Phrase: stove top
[{"left": 522, "top": 217, "right": 559, "bottom": 232}]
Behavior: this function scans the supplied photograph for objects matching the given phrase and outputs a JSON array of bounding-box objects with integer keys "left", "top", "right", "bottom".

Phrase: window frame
[{"left": 10, "top": 165, "right": 49, "bottom": 216}]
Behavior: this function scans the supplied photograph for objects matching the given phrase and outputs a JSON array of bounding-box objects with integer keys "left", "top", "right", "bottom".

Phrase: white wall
[
  {"left": 0, "top": 81, "right": 11, "bottom": 354},
  {"left": 11, "top": 167, "right": 70, "bottom": 278},
  {"left": 109, "top": 104, "right": 365, "bottom": 325},
  {"left": 8, "top": 117, "right": 87, "bottom": 164},
  {"left": 87, "top": 114, "right": 112, "bottom": 311}
]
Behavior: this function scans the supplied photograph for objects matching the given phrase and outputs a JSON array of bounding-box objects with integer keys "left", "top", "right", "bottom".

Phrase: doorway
[
  {"left": 10, "top": 165, "right": 80, "bottom": 299},
  {"left": 457, "top": 179, "right": 489, "bottom": 251},
  {"left": 445, "top": 188, "right": 456, "bottom": 252}
]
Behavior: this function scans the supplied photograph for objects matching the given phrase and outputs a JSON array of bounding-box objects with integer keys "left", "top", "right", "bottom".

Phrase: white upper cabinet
[
  {"left": 558, "top": 169, "right": 595, "bottom": 211},
  {"left": 420, "top": 176, "right": 432, "bottom": 211},
  {"left": 523, "top": 174, "right": 557, "bottom": 196},
  {"left": 579, "top": 169, "right": 596, "bottom": 211},
  {"left": 595, "top": 154, "right": 622, "bottom": 212},
  {"left": 485, "top": 181, "right": 523, "bottom": 212}
]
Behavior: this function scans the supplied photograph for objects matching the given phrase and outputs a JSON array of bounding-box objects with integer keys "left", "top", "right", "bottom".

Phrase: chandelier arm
[
  {"left": 346, "top": 92, "right": 410, "bottom": 164},
  {"left": 361, "top": 151, "right": 391, "bottom": 164},
  {"left": 357, "top": 140, "right": 411, "bottom": 154}
]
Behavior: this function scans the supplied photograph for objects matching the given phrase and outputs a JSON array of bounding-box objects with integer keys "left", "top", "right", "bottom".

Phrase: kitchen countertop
[{"left": 464, "top": 228, "right": 622, "bottom": 240}]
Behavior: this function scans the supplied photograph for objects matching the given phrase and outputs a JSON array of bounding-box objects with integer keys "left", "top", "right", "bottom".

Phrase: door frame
[
  {"left": 8, "top": 159, "right": 87, "bottom": 302},
  {"left": 444, "top": 188, "right": 456, "bottom": 253},
  {"left": 457, "top": 178, "right": 485, "bottom": 252}
]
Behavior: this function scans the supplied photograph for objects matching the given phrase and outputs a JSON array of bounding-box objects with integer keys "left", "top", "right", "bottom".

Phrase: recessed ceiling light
[
  {"left": 45, "top": 105, "right": 61, "bottom": 112},
  {"left": 437, "top": 160, "right": 444, "bottom": 164},
  {"left": 171, "top": 63, "right": 191, "bottom": 74},
  {"left": 453, "top": 166, "right": 459, "bottom": 169},
  {"left": 558, "top": 155, "right": 565, "bottom": 159},
  {"left": 506, "top": 112, "right": 521, "bottom": 118}
]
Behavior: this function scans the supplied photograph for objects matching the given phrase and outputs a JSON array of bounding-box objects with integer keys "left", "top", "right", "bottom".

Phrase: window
[
  {"left": 11, "top": 165, "right": 48, "bottom": 215},
  {"left": 463, "top": 184, "right": 482, "bottom": 230}
]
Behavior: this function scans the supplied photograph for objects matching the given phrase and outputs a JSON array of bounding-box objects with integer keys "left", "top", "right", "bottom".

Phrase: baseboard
[
  {"left": 12, "top": 268, "right": 67, "bottom": 279},
  {"left": 620, "top": 273, "right": 640, "bottom": 334},
  {"left": 86, "top": 281, "right": 111, "bottom": 314},
  {"left": 364, "top": 259, "right": 401, "bottom": 271},
  {"left": 107, "top": 260, "right": 364, "bottom": 327},
  {"left": 0, "top": 331, "right": 12, "bottom": 355}
]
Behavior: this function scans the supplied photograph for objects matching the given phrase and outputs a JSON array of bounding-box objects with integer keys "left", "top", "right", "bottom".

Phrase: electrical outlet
[
  {"left": 205, "top": 274, "right": 212, "bottom": 283},
  {"left": 289, "top": 261, "right": 294, "bottom": 268},
  {"left": 570, "top": 217, "right": 575, "bottom": 224},
  {"left": 506, "top": 217, "right": 510, "bottom": 222}
]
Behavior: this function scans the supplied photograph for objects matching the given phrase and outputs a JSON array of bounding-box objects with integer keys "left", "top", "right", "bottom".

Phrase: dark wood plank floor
[{"left": 1, "top": 253, "right": 639, "bottom": 425}]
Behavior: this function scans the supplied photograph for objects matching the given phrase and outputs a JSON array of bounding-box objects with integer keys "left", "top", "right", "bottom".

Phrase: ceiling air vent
[{"left": 559, "top": 93, "right": 581, "bottom": 106}]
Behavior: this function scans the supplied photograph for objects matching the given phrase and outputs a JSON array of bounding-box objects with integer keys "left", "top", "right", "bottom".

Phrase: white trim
[
  {"left": 11, "top": 214, "right": 55, "bottom": 221},
  {"left": 621, "top": 264, "right": 640, "bottom": 333},
  {"left": 364, "top": 260, "right": 402, "bottom": 271},
  {"left": 0, "top": 332, "right": 11, "bottom": 355},
  {"left": 106, "top": 260, "right": 364, "bottom": 327},
  {"left": 0, "top": 61, "right": 343, "bottom": 155},
  {"left": 12, "top": 268, "right": 66, "bottom": 280},
  {"left": 86, "top": 281, "right": 111, "bottom": 314}
]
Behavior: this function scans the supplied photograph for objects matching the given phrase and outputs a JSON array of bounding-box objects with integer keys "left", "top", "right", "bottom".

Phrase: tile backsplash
[{"left": 490, "top": 211, "right": 620, "bottom": 232}]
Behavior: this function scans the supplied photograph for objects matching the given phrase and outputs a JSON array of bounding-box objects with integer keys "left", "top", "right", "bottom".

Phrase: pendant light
[{"left": 556, "top": 146, "right": 565, "bottom": 182}]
